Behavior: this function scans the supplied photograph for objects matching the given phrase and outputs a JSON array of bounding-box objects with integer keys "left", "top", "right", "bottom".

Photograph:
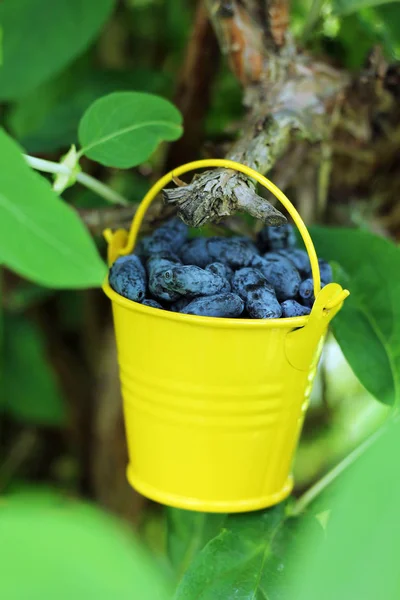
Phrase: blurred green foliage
[
  {"left": 9, "top": 68, "right": 171, "bottom": 154},
  {"left": 0, "top": 0, "right": 116, "bottom": 99},
  {"left": 1, "top": 0, "right": 400, "bottom": 598},
  {"left": 293, "top": 419, "right": 400, "bottom": 600},
  {"left": 2, "top": 315, "right": 65, "bottom": 425},
  {"left": 311, "top": 227, "right": 400, "bottom": 406},
  {"left": 0, "top": 129, "right": 107, "bottom": 287}
]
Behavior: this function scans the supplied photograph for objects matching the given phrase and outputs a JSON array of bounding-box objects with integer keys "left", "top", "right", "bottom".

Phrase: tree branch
[
  {"left": 163, "top": 0, "right": 348, "bottom": 227},
  {"left": 73, "top": 6, "right": 400, "bottom": 237}
]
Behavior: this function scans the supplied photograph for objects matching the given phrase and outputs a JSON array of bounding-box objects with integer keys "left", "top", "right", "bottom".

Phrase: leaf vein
[{"left": 81, "top": 120, "right": 182, "bottom": 155}]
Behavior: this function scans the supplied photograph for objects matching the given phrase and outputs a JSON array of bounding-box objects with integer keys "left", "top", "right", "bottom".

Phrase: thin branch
[{"left": 24, "top": 155, "right": 129, "bottom": 206}]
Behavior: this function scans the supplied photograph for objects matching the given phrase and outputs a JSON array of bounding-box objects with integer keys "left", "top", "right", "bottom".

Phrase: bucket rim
[{"left": 103, "top": 278, "right": 310, "bottom": 329}]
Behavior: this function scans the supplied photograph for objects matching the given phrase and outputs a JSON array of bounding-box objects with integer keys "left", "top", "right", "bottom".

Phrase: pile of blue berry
[{"left": 108, "top": 218, "right": 333, "bottom": 318}]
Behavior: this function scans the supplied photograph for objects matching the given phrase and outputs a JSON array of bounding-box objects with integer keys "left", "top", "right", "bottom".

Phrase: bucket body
[
  {"left": 103, "top": 159, "right": 349, "bottom": 512},
  {"left": 105, "top": 284, "right": 326, "bottom": 513}
]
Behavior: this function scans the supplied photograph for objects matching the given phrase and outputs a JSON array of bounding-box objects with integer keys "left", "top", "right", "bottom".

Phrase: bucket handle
[{"left": 104, "top": 159, "right": 341, "bottom": 307}]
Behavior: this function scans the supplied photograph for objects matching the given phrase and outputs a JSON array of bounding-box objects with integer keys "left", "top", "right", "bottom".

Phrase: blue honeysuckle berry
[
  {"left": 281, "top": 299, "right": 311, "bottom": 317},
  {"left": 257, "top": 223, "right": 297, "bottom": 252},
  {"left": 206, "top": 237, "right": 256, "bottom": 269},
  {"left": 206, "top": 262, "right": 233, "bottom": 281},
  {"left": 142, "top": 299, "right": 163, "bottom": 309},
  {"left": 232, "top": 267, "right": 281, "bottom": 319},
  {"left": 251, "top": 253, "right": 301, "bottom": 301},
  {"left": 109, "top": 255, "right": 147, "bottom": 302},
  {"left": 180, "top": 237, "right": 212, "bottom": 268},
  {"left": 108, "top": 219, "right": 334, "bottom": 319},
  {"left": 147, "top": 255, "right": 182, "bottom": 302},
  {"left": 277, "top": 248, "right": 310, "bottom": 274},
  {"left": 181, "top": 293, "right": 244, "bottom": 318},
  {"left": 160, "top": 265, "right": 227, "bottom": 297}
]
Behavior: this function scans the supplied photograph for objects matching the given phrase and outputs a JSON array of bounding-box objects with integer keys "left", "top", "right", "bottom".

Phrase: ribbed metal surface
[
  {"left": 110, "top": 295, "right": 324, "bottom": 512},
  {"left": 121, "top": 367, "right": 289, "bottom": 427}
]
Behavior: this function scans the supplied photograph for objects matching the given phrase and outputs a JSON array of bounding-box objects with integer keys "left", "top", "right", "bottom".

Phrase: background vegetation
[{"left": 0, "top": 1, "right": 399, "bottom": 598}]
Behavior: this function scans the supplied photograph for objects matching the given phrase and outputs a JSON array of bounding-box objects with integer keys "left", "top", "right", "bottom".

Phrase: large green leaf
[
  {"left": 2, "top": 315, "right": 65, "bottom": 425},
  {"left": 0, "top": 129, "right": 106, "bottom": 287},
  {"left": 9, "top": 69, "right": 171, "bottom": 154},
  {"left": 0, "top": 0, "right": 115, "bottom": 100},
  {"left": 0, "top": 489, "right": 170, "bottom": 600},
  {"left": 333, "top": 0, "right": 400, "bottom": 14},
  {"left": 78, "top": 92, "right": 183, "bottom": 168},
  {"left": 292, "top": 420, "right": 400, "bottom": 600},
  {"left": 167, "top": 509, "right": 226, "bottom": 579},
  {"left": 310, "top": 227, "right": 400, "bottom": 406},
  {"left": 174, "top": 506, "right": 323, "bottom": 600}
]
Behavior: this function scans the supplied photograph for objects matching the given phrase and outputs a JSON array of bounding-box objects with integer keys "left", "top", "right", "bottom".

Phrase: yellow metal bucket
[{"left": 103, "top": 159, "right": 349, "bottom": 513}]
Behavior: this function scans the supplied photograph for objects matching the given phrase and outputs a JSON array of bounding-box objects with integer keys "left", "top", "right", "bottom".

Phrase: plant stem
[
  {"left": 23, "top": 154, "right": 129, "bottom": 206},
  {"left": 76, "top": 171, "right": 129, "bottom": 206},
  {"left": 291, "top": 427, "right": 384, "bottom": 516},
  {"left": 24, "top": 155, "right": 69, "bottom": 175}
]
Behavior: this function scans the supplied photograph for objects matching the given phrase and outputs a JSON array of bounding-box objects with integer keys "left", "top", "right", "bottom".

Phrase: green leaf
[
  {"left": 374, "top": 4, "right": 400, "bottom": 53},
  {"left": 0, "top": 129, "right": 106, "bottom": 287},
  {"left": 0, "top": 0, "right": 115, "bottom": 100},
  {"left": 310, "top": 227, "right": 400, "bottom": 405},
  {"left": 333, "top": 0, "right": 400, "bottom": 15},
  {"left": 0, "top": 489, "right": 170, "bottom": 600},
  {"left": 335, "top": 12, "right": 388, "bottom": 69},
  {"left": 2, "top": 315, "right": 65, "bottom": 425},
  {"left": 78, "top": 92, "right": 183, "bottom": 168},
  {"left": 167, "top": 509, "right": 227, "bottom": 579},
  {"left": 333, "top": 6, "right": 400, "bottom": 65},
  {"left": 9, "top": 68, "right": 172, "bottom": 154},
  {"left": 174, "top": 506, "right": 323, "bottom": 600},
  {"left": 292, "top": 420, "right": 400, "bottom": 600}
]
